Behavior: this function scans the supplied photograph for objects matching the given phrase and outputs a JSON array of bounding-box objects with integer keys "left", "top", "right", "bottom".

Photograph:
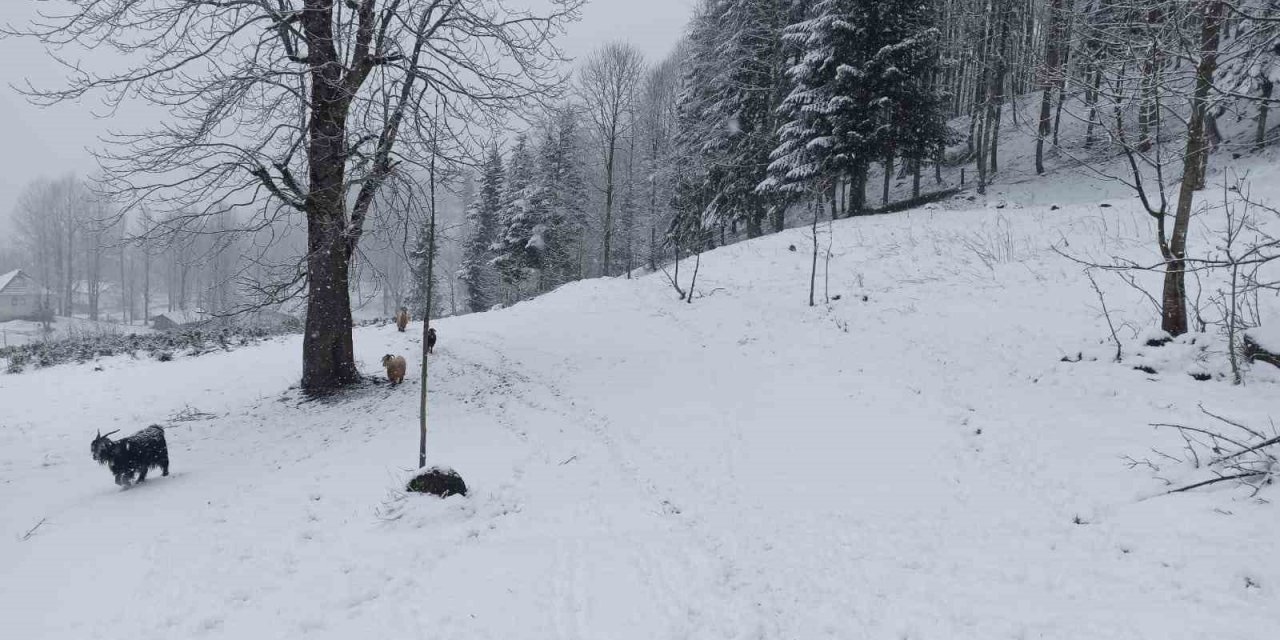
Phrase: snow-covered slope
[{"left": 3, "top": 158, "right": 1280, "bottom": 639}]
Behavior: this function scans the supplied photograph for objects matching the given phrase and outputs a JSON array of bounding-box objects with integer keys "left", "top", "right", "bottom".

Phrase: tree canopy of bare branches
[{"left": 9, "top": 0, "right": 582, "bottom": 392}]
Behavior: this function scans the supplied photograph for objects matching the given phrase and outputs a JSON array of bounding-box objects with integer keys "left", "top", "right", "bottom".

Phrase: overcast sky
[{"left": 0, "top": 0, "right": 693, "bottom": 233}]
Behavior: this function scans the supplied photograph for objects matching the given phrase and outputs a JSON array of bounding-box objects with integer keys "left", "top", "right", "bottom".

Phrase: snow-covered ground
[
  {"left": 0, "top": 315, "right": 155, "bottom": 348},
  {"left": 4, "top": 151, "right": 1280, "bottom": 638}
]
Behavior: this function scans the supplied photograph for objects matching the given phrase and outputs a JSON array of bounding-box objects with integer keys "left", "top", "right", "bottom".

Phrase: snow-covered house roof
[
  {"left": 151, "top": 310, "right": 210, "bottom": 328},
  {"left": 0, "top": 269, "right": 48, "bottom": 296}
]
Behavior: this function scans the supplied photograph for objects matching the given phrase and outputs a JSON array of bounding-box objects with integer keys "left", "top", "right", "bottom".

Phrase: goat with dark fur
[
  {"left": 91, "top": 425, "right": 170, "bottom": 487},
  {"left": 427, "top": 327, "right": 437, "bottom": 354}
]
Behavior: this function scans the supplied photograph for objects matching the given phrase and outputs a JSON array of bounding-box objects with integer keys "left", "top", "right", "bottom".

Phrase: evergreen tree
[
  {"left": 668, "top": 2, "right": 720, "bottom": 249},
  {"left": 862, "top": 0, "right": 950, "bottom": 186},
  {"left": 492, "top": 134, "right": 548, "bottom": 292},
  {"left": 763, "top": 0, "right": 947, "bottom": 209},
  {"left": 406, "top": 217, "right": 441, "bottom": 319},
  {"left": 702, "top": 0, "right": 794, "bottom": 237},
  {"left": 539, "top": 105, "right": 590, "bottom": 286},
  {"left": 764, "top": 0, "right": 873, "bottom": 201},
  {"left": 457, "top": 145, "right": 504, "bottom": 313}
]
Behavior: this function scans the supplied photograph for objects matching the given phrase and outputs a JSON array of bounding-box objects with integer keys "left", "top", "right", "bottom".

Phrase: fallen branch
[
  {"left": 1151, "top": 423, "right": 1250, "bottom": 451},
  {"left": 1144, "top": 409, "right": 1278, "bottom": 497},
  {"left": 1166, "top": 471, "right": 1266, "bottom": 494},
  {"left": 1199, "top": 404, "right": 1267, "bottom": 440},
  {"left": 1212, "top": 434, "right": 1280, "bottom": 466},
  {"left": 20, "top": 517, "right": 47, "bottom": 541}
]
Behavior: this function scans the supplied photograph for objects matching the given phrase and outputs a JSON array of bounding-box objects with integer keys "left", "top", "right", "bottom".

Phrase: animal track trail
[
  {"left": 550, "top": 538, "right": 586, "bottom": 640},
  {"left": 457, "top": 337, "right": 780, "bottom": 637},
  {"left": 632, "top": 541, "right": 707, "bottom": 638}
]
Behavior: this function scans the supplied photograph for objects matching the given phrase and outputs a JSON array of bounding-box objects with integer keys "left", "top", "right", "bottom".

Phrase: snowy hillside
[{"left": 4, "top": 158, "right": 1280, "bottom": 639}]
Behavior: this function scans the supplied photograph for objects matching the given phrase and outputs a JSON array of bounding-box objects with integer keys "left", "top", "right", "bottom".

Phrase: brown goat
[
  {"left": 395, "top": 307, "right": 409, "bottom": 332},
  {"left": 381, "top": 354, "right": 407, "bottom": 385}
]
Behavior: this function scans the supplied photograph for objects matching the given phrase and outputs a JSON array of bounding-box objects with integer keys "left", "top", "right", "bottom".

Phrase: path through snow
[{"left": 2, "top": 198, "right": 1278, "bottom": 639}]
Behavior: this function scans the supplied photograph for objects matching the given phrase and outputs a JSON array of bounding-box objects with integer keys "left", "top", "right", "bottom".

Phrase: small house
[
  {"left": 0, "top": 269, "right": 49, "bottom": 322},
  {"left": 150, "top": 310, "right": 209, "bottom": 331}
]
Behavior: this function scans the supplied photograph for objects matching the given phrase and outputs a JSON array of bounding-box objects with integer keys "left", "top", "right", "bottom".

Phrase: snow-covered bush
[{"left": 0, "top": 323, "right": 300, "bottom": 373}]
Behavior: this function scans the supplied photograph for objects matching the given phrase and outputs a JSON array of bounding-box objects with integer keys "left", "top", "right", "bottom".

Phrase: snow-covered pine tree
[
  {"left": 492, "top": 135, "right": 542, "bottom": 296},
  {"left": 762, "top": 0, "right": 867, "bottom": 203},
  {"left": 861, "top": 0, "right": 950, "bottom": 192},
  {"left": 763, "top": 0, "right": 947, "bottom": 210},
  {"left": 697, "top": 0, "right": 795, "bottom": 237},
  {"left": 539, "top": 105, "right": 590, "bottom": 287},
  {"left": 668, "top": 2, "right": 723, "bottom": 253},
  {"left": 457, "top": 145, "right": 504, "bottom": 313}
]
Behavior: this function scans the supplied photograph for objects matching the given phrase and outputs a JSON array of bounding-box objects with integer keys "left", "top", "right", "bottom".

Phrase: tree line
[
  {"left": 7, "top": 0, "right": 1279, "bottom": 392},
  {"left": 1, "top": 175, "right": 252, "bottom": 324},
  {"left": 448, "top": 0, "right": 1280, "bottom": 336}
]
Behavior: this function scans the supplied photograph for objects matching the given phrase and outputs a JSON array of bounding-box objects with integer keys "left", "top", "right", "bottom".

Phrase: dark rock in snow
[
  {"left": 1189, "top": 372, "right": 1212, "bottom": 381},
  {"left": 788, "top": 245, "right": 796, "bottom": 252},
  {"left": 1099, "top": 203, "right": 1113, "bottom": 208},
  {"left": 1050, "top": 204, "right": 1060, "bottom": 211},
  {"left": 1133, "top": 365, "right": 1157, "bottom": 375},
  {"left": 406, "top": 466, "right": 467, "bottom": 498},
  {"left": 1242, "top": 332, "right": 1280, "bottom": 370}
]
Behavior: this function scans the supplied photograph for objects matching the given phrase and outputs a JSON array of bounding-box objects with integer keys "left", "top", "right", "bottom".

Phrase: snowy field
[{"left": 3, "top": 156, "right": 1280, "bottom": 638}]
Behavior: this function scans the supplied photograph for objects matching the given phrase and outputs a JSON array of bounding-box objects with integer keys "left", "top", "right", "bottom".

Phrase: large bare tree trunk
[
  {"left": 1164, "top": 0, "right": 1225, "bottom": 337},
  {"left": 300, "top": 1, "right": 361, "bottom": 392},
  {"left": 1036, "top": 0, "right": 1066, "bottom": 175}
]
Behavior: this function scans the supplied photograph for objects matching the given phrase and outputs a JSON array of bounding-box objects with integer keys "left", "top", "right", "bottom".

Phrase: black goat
[
  {"left": 427, "top": 327, "right": 437, "bottom": 354},
  {"left": 91, "top": 425, "right": 170, "bottom": 487}
]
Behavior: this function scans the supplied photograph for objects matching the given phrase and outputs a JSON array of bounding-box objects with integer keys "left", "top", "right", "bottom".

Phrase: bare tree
[
  {"left": 1036, "top": 0, "right": 1069, "bottom": 175},
  {"left": 580, "top": 42, "right": 644, "bottom": 278},
  {"left": 12, "top": 175, "right": 97, "bottom": 317},
  {"left": 11, "top": 0, "right": 582, "bottom": 392},
  {"left": 637, "top": 52, "right": 683, "bottom": 272},
  {"left": 1163, "top": 0, "right": 1227, "bottom": 336}
]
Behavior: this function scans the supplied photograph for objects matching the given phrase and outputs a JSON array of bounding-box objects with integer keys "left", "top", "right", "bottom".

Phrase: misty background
[{"left": 0, "top": 1, "right": 693, "bottom": 236}]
